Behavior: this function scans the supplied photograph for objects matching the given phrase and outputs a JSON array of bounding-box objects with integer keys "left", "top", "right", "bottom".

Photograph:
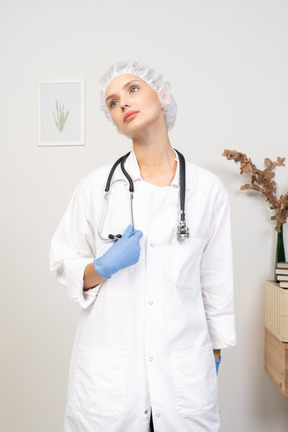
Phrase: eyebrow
[{"left": 105, "top": 80, "right": 142, "bottom": 104}]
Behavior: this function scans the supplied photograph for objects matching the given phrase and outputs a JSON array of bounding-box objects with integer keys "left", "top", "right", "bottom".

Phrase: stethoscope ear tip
[{"left": 108, "top": 233, "right": 122, "bottom": 240}]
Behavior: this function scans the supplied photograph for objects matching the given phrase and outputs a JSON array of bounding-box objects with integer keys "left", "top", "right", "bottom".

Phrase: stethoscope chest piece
[{"left": 177, "top": 220, "right": 189, "bottom": 240}]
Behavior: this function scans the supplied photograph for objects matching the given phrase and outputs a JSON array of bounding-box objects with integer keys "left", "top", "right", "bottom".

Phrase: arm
[
  {"left": 83, "top": 263, "right": 106, "bottom": 291},
  {"left": 83, "top": 224, "right": 143, "bottom": 290},
  {"left": 213, "top": 349, "right": 221, "bottom": 361},
  {"left": 201, "top": 186, "right": 236, "bottom": 350},
  {"left": 49, "top": 179, "right": 100, "bottom": 308},
  {"left": 50, "top": 176, "right": 143, "bottom": 307}
]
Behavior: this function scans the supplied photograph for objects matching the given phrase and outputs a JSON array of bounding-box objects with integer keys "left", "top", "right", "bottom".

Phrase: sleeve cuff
[
  {"left": 206, "top": 316, "right": 237, "bottom": 349},
  {"left": 77, "top": 285, "right": 102, "bottom": 309},
  {"left": 65, "top": 257, "right": 100, "bottom": 309}
]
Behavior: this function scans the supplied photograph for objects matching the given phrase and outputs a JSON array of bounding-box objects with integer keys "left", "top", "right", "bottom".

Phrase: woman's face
[{"left": 105, "top": 74, "right": 165, "bottom": 137}]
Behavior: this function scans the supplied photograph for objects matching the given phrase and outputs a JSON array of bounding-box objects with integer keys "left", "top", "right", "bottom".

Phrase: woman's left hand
[
  {"left": 213, "top": 349, "right": 221, "bottom": 375},
  {"left": 213, "top": 349, "right": 221, "bottom": 361},
  {"left": 215, "top": 356, "right": 222, "bottom": 375}
]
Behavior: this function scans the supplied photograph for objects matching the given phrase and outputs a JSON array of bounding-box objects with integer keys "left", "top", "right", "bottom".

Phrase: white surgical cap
[{"left": 99, "top": 60, "right": 177, "bottom": 131}]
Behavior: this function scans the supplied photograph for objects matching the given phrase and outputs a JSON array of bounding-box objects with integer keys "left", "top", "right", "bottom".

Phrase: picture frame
[{"left": 37, "top": 79, "right": 85, "bottom": 146}]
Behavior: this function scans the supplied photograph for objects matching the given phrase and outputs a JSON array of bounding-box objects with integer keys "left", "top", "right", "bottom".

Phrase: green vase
[{"left": 274, "top": 224, "right": 286, "bottom": 281}]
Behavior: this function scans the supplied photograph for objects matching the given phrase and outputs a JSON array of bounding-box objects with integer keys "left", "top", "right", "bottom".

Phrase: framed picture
[{"left": 37, "top": 79, "right": 85, "bottom": 146}]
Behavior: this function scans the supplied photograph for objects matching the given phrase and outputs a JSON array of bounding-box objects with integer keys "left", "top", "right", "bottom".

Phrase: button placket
[
  {"left": 147, "top": 236, "right": 156, "bottom": 368},
  {"left": 145, "top": 189, "right": 170, "bottom": 421}
]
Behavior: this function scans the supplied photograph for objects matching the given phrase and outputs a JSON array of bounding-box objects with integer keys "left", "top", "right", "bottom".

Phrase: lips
[{"left": 124, "top": 111, "right": 139, "bottom": 122}]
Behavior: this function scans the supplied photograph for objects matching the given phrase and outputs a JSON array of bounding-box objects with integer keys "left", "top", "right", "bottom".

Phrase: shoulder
[
  {"left": 83, "top": 161, "right": 115, "bottom": 183},
  {"left": 186, "top": 161, "right": 228, "bottom": 202},
  {"left": 76, "top": 161, "right": 116, "bottom": 192}
]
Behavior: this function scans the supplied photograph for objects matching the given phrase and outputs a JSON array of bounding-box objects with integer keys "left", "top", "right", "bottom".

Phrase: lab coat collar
[{"left": 111, "top": 148, "right": 189, "bottom": 190}]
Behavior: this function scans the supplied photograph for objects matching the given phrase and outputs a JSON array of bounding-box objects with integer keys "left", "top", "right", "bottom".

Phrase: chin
[
  {"left": 117, "top": 121, "right": 144, "bottom": 138},
  {"left": 116, "top": 113, "right": 164, "bottom": 138}
]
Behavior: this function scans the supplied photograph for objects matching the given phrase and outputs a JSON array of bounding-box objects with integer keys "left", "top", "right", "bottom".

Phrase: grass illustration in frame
[{"left": 37, "top": 79, "right": 85, "bottom": 146}]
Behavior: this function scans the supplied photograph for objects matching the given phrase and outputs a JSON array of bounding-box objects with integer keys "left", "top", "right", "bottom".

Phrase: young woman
[{"left": 50, "top": 60, "right": 236, "bottom": 432}]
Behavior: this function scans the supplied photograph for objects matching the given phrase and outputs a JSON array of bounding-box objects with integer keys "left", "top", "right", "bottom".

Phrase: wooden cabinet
[
  {"left": 265, "top": 281, "right": 288, "bottom": 397},
  {"left": 265, "top": 327, "right": 288, "bottom": 397},
  {"left": 265, "top": 280, "right": 288, "bottom": 342}
]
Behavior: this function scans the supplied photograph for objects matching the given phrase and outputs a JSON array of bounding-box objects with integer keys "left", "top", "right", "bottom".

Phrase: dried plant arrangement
[{"left": 222, "top": 150, "right": 288, "bottom": 232}]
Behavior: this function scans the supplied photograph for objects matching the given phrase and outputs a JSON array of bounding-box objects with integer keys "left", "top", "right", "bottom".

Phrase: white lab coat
[{"left": 50, "top": 150, "right": 236, "bottom": 432}]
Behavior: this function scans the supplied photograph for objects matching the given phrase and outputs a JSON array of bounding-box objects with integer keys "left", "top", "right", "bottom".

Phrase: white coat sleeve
[
  {"left": 200, "top": 186, "right": 236, "bottom": 349},
  {"left": 49, "top": 179, "right": 100, "bottom": 309}
]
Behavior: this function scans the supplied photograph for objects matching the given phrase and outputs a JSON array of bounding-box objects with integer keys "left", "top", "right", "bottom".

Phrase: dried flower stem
[{"left": 222, "top": 150, "right": 288, "bottom": 232}]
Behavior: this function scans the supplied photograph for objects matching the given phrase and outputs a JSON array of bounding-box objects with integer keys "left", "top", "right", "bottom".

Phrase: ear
[{"left": 160, "top": 88, "right": 171, "bottom": 108}]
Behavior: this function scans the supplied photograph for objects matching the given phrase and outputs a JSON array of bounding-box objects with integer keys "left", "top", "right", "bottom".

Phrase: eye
[
  {"left": 130, "top": 86, "right": 139, "bottom": 94},
  {"left": 110, "top": 100, "right": 118, "bottom": 108}
]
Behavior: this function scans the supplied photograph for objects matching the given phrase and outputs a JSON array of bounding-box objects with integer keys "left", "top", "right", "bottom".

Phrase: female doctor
[{"left": 49, "top": 60, "right": 236, "bottom": 432}]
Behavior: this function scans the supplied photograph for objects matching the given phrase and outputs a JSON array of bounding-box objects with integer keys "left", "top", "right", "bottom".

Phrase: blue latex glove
[
  {"left": 93, "top": 225, "right": 143, "bottom": 279},
  {"left": 215, "top": 356, "right": 222, "bottom": 375}
]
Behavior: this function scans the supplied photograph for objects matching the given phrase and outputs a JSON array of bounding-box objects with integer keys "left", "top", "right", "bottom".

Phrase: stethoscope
[{"left": 98, "top": 149, "right": 190, "bottom": 242}]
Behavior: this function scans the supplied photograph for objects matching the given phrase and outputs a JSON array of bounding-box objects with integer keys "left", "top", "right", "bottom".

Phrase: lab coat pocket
[
  {"left": 74, "top": 345, "right": 127, "bottom": 419},
  {"left": 173, "top": 345, "right": 218, "bottom": 417},
  {"left": 174, "top": 237, "right": 206, "bottom": 288}
]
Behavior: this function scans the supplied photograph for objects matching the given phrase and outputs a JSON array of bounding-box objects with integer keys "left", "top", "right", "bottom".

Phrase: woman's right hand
[{"left": 93, "top": 225, "right": 143, "bottom": 279}]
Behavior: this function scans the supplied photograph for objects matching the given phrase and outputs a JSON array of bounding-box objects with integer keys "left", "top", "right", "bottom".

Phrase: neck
[
  {"left": 132, "top": 127, "right": 177, "bottom": 186},
  {"left": 132, "top": 128, "right": 175, "bottom": 169}
]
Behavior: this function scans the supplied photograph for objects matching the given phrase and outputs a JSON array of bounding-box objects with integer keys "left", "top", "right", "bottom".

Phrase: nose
[{"left": 119, "top": 101, "right": 130, "bottom": 111}]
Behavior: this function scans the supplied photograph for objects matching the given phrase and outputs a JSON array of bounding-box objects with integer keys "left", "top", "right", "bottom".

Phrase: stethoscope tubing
[
  {"left": 98, "top": 149, "right": 189, "bottom": 242},
  {"left": 105, "top": 151, "right": 132, "bottom": 192}
]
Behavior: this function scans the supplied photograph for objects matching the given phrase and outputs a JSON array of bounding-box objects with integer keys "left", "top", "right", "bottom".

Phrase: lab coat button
[
  {"left": 144, "top": 410, "right": 148, "bottom": 415},
  {"left": 149, "top": 357, "right": 153, "bottom": 361},
  {"left": 156, "top": 412, "right": 161, "bottom": 417},
  {"left": 150, "top": 243, "right": 155, "bottom": 248},
  {"left": 149, "top": 301, "right": 153, "bottom": 305}
]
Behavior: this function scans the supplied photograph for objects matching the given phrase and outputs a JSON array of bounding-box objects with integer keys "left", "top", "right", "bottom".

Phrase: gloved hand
[
  {"left": 215, "top": 356, "right": 222, "bottom": 375},
  {"left": 93, "top": 225, "right": 143, "bottom": 279}
]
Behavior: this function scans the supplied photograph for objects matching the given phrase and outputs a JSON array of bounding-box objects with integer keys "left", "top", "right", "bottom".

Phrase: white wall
[{"left": 1, "top": 0, "right": 288, "bottom": 430}]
